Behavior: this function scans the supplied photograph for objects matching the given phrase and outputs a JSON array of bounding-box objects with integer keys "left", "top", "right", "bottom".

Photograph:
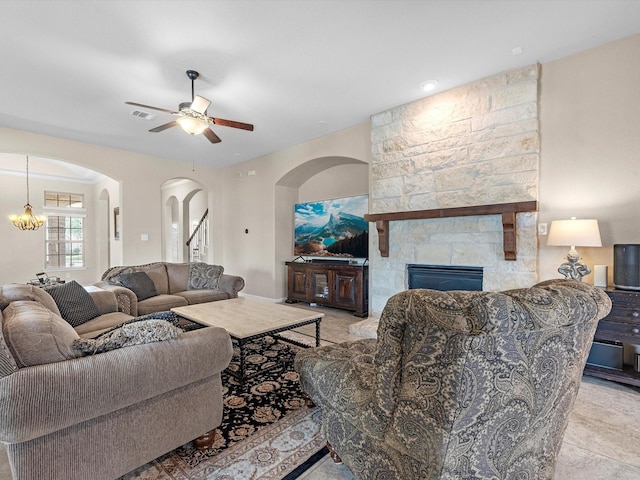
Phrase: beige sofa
[
  {"left": 95, "top": 261, "right": 245, "bottom": 317},
  {"left": 0, "top": 283, "right": 233, "bottom": 480}
]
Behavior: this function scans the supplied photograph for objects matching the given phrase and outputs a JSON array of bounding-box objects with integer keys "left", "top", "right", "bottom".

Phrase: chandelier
[{"left": 8, "top": 155, "right": 46, "bottom": 231}]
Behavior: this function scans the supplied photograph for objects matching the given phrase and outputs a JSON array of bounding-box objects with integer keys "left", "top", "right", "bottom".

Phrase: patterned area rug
[{"left": 121, "top": 337, "right": 326, "bottom": 480}]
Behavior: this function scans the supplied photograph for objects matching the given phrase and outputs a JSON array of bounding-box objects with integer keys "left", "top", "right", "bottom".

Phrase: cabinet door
[
  {"left": 333, "top": 271, "right": 357, "bottom": 308},
  {"left": 311, "top": 271, "right": 331, "bottom": 303},
  {"left": 287, "top": 266, "right": 309, "bottom": 302}
]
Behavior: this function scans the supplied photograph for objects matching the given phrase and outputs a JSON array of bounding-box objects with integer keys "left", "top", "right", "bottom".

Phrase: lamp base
[{"left": 558, "top": 259, "right": 591, "bottom": 282}]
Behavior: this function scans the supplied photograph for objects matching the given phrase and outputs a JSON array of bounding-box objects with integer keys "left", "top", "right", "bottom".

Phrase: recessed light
[
  {"left": 419, "top": 80, "right": 438, "bottom": 92},
  {"left": 318, "top": 120, "right": 328, "bottom": 125},
  {"left": 512, "top": 46, "right": 523, "bottom": 56}
]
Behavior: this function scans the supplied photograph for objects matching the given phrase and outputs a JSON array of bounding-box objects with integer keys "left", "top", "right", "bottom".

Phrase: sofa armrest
[
  {"left": 218, "top": 274, "right": 245, "bottom": 298},
  {"left": 93, "top": 281, "right": 138, "bottom": 316},
  {"left": 84, "top": 286, "right": 118, "bottom": 315},
  {"left": 0, "top": 325, "right": 233, "bottom": 443}
]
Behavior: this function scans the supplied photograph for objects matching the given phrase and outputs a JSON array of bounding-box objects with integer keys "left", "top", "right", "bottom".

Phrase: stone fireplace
[{"left": 367, "top": 64, "right": 540, "bottom": 314}]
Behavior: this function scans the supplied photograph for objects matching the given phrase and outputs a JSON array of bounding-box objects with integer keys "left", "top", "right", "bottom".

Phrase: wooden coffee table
[{"left": 172, "top": 297, "right": 323, "bottom": 381}]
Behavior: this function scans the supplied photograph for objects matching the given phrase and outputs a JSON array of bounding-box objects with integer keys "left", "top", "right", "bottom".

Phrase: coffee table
[{"left": 171, "top": 297, "right": 323, "bottom": 381}]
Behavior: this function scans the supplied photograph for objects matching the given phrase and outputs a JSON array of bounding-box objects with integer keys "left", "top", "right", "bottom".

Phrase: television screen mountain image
[{"left": 294, "top": 194, "right": 368, "bottom": 258}]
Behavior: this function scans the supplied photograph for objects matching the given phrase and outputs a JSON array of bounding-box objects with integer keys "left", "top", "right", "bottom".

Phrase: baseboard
[{"left": 238, "top": 293, "right": 287, "bottom": 303}]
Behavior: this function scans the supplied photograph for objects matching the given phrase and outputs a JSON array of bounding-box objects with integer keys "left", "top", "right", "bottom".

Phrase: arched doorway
[
  {"left": 274, "top": 156, "right": 368, "bottom": 298},
  {"left": 161, "top": 178, "right": 210, "bottom": 263}
]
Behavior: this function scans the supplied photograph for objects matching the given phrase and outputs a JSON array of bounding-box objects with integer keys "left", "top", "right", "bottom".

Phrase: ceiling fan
[{"left": 126, "top": 70, "right": 253, "bottom": 144}]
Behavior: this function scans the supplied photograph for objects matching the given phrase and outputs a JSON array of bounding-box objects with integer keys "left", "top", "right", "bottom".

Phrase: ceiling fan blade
[
  {"left": 125, "top": 101, "right": 177, "bottom": 115},
  {"left": 203, "top": 128, "right": 222, "bottom": 143},
  {"left": 191, "top": 95, "right": 211, "bottom": 115},
  {"left": 211, "top": 117, "right": 254, "bottom": 131},
  {"left": 149, "top": 121, "right": 178, "bottom": 133}
]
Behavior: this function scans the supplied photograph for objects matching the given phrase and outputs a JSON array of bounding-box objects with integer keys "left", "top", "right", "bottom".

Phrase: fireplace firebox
[{"left": 407, "top": 264, "right": 483, "bottom": 291}]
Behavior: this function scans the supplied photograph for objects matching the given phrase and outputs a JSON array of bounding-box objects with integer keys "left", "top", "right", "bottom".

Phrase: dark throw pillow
[
  {"left": 119, "top": 271, "right": 158, "bottom": 301},
  {"left": 72, "top": 319, "right": 182, "bottom": 355},
  {"left": 0, "top": 294, "right": 10, "bottom": 311},
  {"left": 45, "top": 280, "right": 101, "bottom": 328}
]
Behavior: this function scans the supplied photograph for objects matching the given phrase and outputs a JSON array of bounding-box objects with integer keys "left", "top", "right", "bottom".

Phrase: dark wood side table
[{"left": 583, "top": 288, "right": 640, "bottom": 387}]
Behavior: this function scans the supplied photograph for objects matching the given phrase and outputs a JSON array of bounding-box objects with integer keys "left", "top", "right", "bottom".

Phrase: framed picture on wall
[{"left": 114, "top": 207, "right": 120, "bottom": 240}]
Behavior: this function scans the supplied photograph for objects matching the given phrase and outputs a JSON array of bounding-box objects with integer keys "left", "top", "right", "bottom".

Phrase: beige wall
[
  {"left": 298, "top": 163, "right": 369, "bottom": 203},
  {"left": 1, "top": 33, "right": 638, "bottom": 303},
  {"left": 219, "top": 123, "right": 371, "bottom": 300},
  {"left": 538, "top": 33, "right": 640, "bottom": 285},
  {"left": 0, "top": 128, "right": 221, "bottom": 285}
]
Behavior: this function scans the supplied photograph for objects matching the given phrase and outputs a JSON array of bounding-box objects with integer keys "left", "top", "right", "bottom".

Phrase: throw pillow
[
  {"left": 94, "top": 311, "right": 180, "bottom": 338},
  {"left": 2, "top": 300, "right": 81, "bottom": 367},
  {"left": 189, "top": 263, "right": 224, "bottom": 290},
  {"left": 45, "top": 280, "right": 101, "bottom": 328},
  {"left": 119, "top": 271, "right": 158, "bottom": 301},
  {"left": 72, "top": 319, "right": 182, "bottom": 355},
  {"left": 0, "top": 294, "right": 10, "bottom": 311}
]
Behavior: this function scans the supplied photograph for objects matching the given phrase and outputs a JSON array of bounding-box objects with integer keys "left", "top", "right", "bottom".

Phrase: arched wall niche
[
  {"left": 161, "top": 177, "right": 210, "bottom": 263},
  {"left": 274, "top": 156, "right": 369, "bottom": 298}
]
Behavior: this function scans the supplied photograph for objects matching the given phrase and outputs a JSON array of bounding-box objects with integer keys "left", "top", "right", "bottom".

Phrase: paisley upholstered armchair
[{"left": 295, "top": 280, "right": 611, "bottom": 479}]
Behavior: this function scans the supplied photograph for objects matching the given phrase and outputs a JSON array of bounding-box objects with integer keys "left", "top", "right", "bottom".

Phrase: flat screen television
[{"left": 294, "top": 194, "right": 368, "bottom": 259}]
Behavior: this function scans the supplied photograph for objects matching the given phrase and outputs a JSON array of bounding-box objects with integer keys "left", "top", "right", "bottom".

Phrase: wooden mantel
[{"left": 363, "top": 201, "right": 538, "bottom": 261}]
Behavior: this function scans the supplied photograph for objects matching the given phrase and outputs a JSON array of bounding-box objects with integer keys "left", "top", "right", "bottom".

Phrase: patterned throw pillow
[
  {"left": 94, "top": 311, "right": 180, "bottom": 337},
  {"left": 72, "top": 319, "right": 182, "bottom": 355},
  {"left": 189, "top": 263, "right": 224, "bottom": 290},
  {"left": 45, "top": 281, "right": 101, "bottom": 328},
  {"left": 119, "top": 271, "right": 158, "bottom": 301}
]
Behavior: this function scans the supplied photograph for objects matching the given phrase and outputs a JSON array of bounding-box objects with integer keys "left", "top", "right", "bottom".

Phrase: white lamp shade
[
  {"left": 547, "top": 219, "right": 602, "bottom": 247},
  {"left": 177, "top": 116, "right": 208, "bottom": 135}
]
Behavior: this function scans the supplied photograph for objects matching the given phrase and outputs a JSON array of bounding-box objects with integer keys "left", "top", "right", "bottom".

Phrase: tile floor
[
  {"left": 1, "top": 303, "right": 639, "bottom": 480},
  {"left": 288, "top": 303, "right": 640, "bottom": 480}
]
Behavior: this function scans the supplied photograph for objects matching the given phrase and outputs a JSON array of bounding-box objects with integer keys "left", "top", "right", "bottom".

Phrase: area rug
[{"left": 120, "top": 337, "right": 327, "bottom": 480}]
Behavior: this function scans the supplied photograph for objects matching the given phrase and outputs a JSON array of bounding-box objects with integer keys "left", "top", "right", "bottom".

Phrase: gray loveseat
[
  {"left": 0, "top": 283, "right": 233, "bottom": 480},
  {"left": 95, "top": 261, "right": 245, "bottom": 317}
]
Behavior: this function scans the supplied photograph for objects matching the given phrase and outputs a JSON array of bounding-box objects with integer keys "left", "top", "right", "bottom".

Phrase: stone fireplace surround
[{"left": 365, "top": 64, "right": 540, "bottom": 317}]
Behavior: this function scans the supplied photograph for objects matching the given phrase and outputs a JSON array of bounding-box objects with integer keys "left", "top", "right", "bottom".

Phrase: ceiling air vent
[{"left": 130, "top": 109, "right": 157, "bottom": 121}]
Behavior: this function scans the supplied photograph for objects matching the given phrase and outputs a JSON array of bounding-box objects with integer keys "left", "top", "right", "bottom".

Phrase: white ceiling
[{"left": 2, "top": 1, "right": 640, "bottom": 170}]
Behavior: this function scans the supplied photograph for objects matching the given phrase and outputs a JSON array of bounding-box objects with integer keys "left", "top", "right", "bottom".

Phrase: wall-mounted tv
[{"left": 294, "top": 194, "right": 369, "bottom": 258}]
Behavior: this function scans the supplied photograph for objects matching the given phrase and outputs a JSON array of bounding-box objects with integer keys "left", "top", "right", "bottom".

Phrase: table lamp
[{"left": 547, "top": 218, "right": 602, "bottom": 281}]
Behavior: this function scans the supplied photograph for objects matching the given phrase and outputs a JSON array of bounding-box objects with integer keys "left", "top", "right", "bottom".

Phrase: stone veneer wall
[{"left": 369, "top": 64, "right": 540, "bottom": 314}]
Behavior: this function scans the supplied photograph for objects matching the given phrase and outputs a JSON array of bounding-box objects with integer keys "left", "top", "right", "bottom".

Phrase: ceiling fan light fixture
[{"left": 177, "top": 116, "right": 208, "bottom": 135}]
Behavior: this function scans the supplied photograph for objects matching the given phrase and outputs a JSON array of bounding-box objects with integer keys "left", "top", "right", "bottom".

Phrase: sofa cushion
[
  {"left": 45, "top": 281, "right": 101, "bottom": 327},
  {"left": 119, "top": 272, "right": 158, "bottom": 301},
  {"left": 0, "top": 283, "right": 61, "bottom": 317},
  {"left": 175, "top": 289, "right": 230, "bottom": 304},
  {"left": 137, "top": 294, "right": 188, "bottom": 316},
  {"left": 74, "top": 312, "right": 135, "bottom": 339},
  {"left": 72, "top": 319, "right": 182, "bottom": 355},
  {"left": 167, "top": 263, "right": 191, "bottom": 294},
  {"left": 189, "top": 262, "right": 224, "bottom": 290},
  {"left": 143, "top": 263, "right": 169, "bottom": 295},
  {"left": 2, "top": 300, "right": 81, "bottom": 367}
]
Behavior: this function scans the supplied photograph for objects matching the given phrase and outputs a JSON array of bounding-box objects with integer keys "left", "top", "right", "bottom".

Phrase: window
[{"left": 44, "top": 192, "right": 86, "bottom": 268}]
